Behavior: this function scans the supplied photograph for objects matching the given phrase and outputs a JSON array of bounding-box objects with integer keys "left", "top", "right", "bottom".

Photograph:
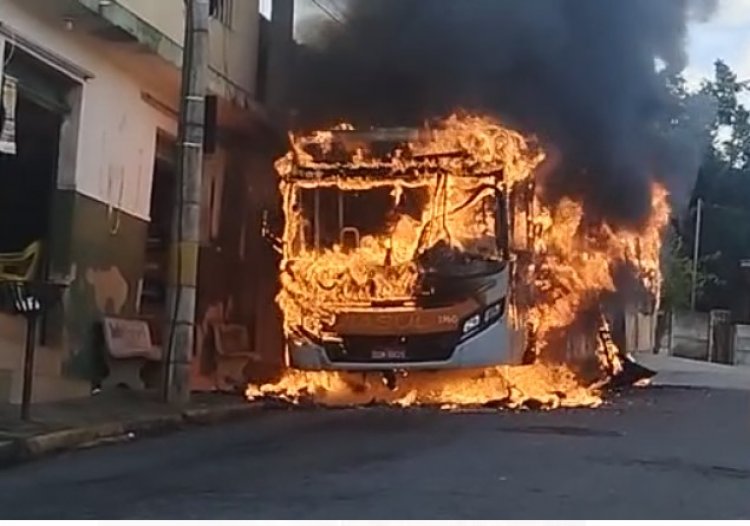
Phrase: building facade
[{"left": 0, "top": 0, "right": 287, "bottom": 403}]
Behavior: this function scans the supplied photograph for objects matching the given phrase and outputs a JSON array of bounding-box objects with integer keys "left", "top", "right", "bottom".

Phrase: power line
[
  {"left": 703, "top": 201, "right": 750, "bottom": 217},
  {"left": 312, "top": 0, "right": 345, "bottom": 23},
  {"left": 310, "top": 0, "right": 345, "bottom": 25},
  {"left": 327, "top": 0, "right": 347, "bottom": 16},
  {"left": 323, "top": 0, "right": 347, "bottom": 17}
]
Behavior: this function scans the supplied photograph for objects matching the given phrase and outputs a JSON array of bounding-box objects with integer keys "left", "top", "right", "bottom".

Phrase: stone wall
[{"left": 669, "top": 311, "right": 709, "bottom": 361}]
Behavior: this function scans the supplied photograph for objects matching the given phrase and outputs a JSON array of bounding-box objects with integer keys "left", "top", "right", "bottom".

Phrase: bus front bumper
[{"left": 288, "top": 321, "right": 519, "bottom": 371}]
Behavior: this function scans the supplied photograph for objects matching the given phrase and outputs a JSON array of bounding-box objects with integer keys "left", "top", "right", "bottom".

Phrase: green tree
[
  {"left": 700, "top": 60, "right": 750, "bottom": 167},
  {"left": 661, "top": 232, "right": 719, "bottom": 311},
  {"left": 688, "top": 60, "right": 750, "bottom": 314}
]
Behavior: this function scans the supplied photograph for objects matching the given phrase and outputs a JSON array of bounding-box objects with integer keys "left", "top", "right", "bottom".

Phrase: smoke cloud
[{"left": 291, "top": 0, "right": 718, "bottom": 226}]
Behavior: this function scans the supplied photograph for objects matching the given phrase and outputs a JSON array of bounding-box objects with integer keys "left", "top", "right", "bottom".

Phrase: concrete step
[
  {"left": 4, "top": 372, "right": 90, "bottom": 405},
  {"left": 0, "top": 312, "right": 65, "bottom": 377},
  {"left": 0, "top": 338, "right": 65, "bottom": 377}
]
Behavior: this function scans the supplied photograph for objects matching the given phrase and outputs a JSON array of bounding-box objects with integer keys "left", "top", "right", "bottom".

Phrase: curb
[
  {"left": 1, "top": 402, "right": 261, "bottom": 468},
  {"left": 23, "top": 422, "right": 127, "bottom": 457}
]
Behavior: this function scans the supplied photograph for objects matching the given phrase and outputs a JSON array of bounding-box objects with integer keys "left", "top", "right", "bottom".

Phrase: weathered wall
[
  {"left": 0, "top": 3, "right": 167, "bottom": 395},
  {"left": 50, "top": 191, "right": 148, "bottom": 380},
  {"left": 2, "top": 1, "right": 177, "bottom": 390},
  {"left": 669, "top": 311, "right": 709, "bottom": 360},
  {"left": 0, "top": 189, "right": 146, "bottom": 399},
  {"left": 5, "top": 0, "right": 178, "bottom": 221}
]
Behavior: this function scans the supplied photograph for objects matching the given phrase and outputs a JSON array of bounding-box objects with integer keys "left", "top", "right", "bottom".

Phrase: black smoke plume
[{"left": 291, "top": 0, "right": 717, "bottom": 226}]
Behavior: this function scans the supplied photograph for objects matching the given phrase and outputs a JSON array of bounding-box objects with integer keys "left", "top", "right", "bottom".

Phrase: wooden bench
[
  {"left": 211, "top": 324, "right": 259, "bottom": 388},
  {"left": 102, "top": 317, "right": 162, "bottom": 390}
]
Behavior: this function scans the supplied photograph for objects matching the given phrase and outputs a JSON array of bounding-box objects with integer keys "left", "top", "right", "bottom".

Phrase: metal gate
[{"left": 708, "top": 309, "right": 733, "bottom": 364}]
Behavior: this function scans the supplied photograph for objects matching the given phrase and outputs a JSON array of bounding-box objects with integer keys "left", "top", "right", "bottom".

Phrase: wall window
[{"left": 210, "top": 0, "right": 234, "bottom": 28}]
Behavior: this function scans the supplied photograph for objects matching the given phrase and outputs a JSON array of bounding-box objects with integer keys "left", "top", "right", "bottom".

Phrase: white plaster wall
[
  {"left": 3, "top": 1, "right": 177, "bottom": 220},
  {"left": 78, "top": 71, "right": 176, "bottom": 221},
  {"left": 118, "top": 0, "right": 260, "bottom": 98},
  {"left": 209, "top": 0, "right": 261, "bottom": 99},
  {"left": 117, "top": 0, "right": 184, "bottom": 44}
]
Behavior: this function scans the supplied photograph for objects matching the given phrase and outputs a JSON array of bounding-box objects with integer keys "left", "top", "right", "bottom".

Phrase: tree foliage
[
  {"left": 661, "top": 231, "right": 720, "bottom": 311},
  {"left": 668, "top": 60, "right": 750, "bottom": 316}
]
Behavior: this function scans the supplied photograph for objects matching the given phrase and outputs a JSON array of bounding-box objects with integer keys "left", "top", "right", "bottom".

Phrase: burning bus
[
  {"left": 267, "top": 116, "right": 546, "bottom": 376},
  {"left": 252, "top": 115, "right": 666, "bottom": 406}
]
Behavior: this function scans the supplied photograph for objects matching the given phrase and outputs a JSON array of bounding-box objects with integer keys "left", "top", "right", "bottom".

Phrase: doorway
[
  {"left": 0, "top": 46, "right": 74, "bottom": 277},
  {"left": 139, "top": 134, "right": 177, "bottom": 344},
  {"left": 0, "top": 93, "right": 61, "bottom": 264}
]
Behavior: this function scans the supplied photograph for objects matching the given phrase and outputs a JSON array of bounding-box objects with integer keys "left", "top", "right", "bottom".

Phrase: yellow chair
[{"left": 0, "top": 241, "right": 42, "bottom": 282}]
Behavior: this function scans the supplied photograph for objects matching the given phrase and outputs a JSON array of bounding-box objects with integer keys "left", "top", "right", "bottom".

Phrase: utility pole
[
  {"left": 690, "top": 198, "right": 704, "bottom": 312},
  {"left": 163, "top": 0, "right": 210, "bottom": 405}
]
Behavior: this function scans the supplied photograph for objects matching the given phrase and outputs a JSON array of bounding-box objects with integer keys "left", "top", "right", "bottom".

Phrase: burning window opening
[{"left": 249, "top": 114, "right": 668, "bottom": 410}]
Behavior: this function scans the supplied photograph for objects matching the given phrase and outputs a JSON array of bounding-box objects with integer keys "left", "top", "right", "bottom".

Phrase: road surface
[{"left": 0, "top": 386, "right": 748, "bottom": 519}]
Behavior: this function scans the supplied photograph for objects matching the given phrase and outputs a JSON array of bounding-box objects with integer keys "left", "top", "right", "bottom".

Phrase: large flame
[
  {"left": 249, "top": 114, "right": 670, "bottom": 409},
  {"left": 528, "top": 184, "right": 670, "bottom": 369},
  {"left": 275, "top": 115, "right": 543, "bottom": 334}
]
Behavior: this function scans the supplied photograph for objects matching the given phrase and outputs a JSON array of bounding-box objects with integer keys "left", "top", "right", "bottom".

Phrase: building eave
[
  {"left": 73, "top": 0, "right": 260, "bottom": 116},
  {"left": 74, "top": 0, "right": 183, "bottom": 67}
]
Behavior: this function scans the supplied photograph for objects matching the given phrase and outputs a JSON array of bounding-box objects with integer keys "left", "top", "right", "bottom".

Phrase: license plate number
[{"left": 371, "top": 348, "right": 406, "bottom": 360}]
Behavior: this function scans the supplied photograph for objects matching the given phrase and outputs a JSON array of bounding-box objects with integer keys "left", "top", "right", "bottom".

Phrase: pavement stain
[
  {"left": 590, "top": 455, "right": 750, "bottom": 480},
  {"left": 495, "top": 425, "right": 623, "bottom": 438}
]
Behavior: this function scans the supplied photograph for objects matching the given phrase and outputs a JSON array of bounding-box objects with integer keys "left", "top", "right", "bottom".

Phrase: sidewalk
[
  {"left": 635, "top": 352, "right": 750, "bottom": 391},
  {"left": 0, "top": 390, "right": 260, "bottom": 467}
]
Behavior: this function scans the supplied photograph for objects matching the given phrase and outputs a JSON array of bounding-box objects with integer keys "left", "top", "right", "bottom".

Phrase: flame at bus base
[{"left": 248, "top": 114, "right": 670, "bottom": 409}]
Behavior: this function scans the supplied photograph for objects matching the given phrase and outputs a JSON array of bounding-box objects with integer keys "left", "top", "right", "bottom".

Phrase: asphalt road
[{"left": 0, "top": 387, "right": 748, "bottom": 519}]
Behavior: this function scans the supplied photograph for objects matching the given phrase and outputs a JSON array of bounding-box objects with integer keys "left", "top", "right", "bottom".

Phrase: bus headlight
[
  {"left": 462, "top": 314, "right": 481, "bottom": 335},
  {"left": 484, "top": 300, "right": 505, "bottom": 323}
]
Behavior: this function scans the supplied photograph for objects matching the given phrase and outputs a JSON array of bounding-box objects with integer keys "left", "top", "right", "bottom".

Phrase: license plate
[{"left": 371, "top": 348, "right": 406, "bottom": 360}]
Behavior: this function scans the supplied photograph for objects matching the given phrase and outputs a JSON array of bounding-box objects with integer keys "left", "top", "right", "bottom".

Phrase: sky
[
  {"left": 686, "top": 0, "right": 750, "bottom": 86},
  {"left": 260, "top": 0, "right": 750, "bottom": 88}
]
